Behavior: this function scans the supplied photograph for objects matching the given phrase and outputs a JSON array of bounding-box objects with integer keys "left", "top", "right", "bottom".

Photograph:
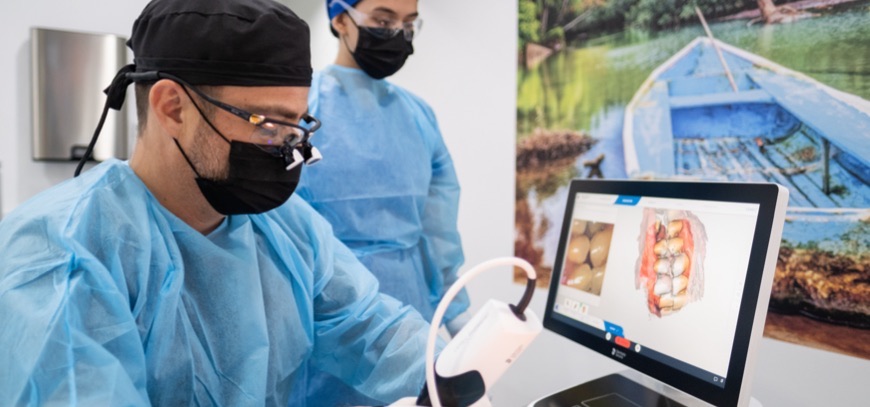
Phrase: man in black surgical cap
[{"left": 0, "top": 0, "right": 437, "bottom": 405}]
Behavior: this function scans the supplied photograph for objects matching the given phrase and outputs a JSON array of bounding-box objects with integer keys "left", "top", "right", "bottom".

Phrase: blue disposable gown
[
  {"left": 297, "top": 65, "right": 469, "bottom": 323},
  {"left": 0, "top": 160, "right": 434, "bottom": 406},
  {"left": 294, "top": 65, "right": 469, "bottom": 406}
]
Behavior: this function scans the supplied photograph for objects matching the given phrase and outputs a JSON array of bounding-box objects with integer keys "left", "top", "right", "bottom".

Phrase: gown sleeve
[
  {"left": 297, "top": 199, "right": 442, "bottom": 402},
  {"left": 0, "top": 216, "right": 149, "bottom": 406},
  {"left": 417, "top": 103, "right": 471, "bottom": 326}
]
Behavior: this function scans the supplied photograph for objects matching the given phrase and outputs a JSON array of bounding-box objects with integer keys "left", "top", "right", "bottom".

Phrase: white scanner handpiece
[{"left": 436, "top": 299, "right": 542, "bottom": 391}]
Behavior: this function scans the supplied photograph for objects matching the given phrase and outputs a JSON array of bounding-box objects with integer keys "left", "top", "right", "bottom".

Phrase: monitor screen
[{"left": 543, "top": 180, "right": 787, "bottom": 406}]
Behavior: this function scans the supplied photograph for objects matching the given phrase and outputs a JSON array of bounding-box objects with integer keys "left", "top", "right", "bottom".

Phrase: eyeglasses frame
[
  {"left": 330, "top": 0, "right": 422, "bottom": 41},
  {"left": 157, "top": 72, "right": 321, "bottom": 149}
]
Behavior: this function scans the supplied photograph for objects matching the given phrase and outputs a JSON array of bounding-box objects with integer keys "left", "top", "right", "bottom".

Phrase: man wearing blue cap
[
  {"left": 0, "top": 0, "right": 437, "bottom": 405},
  {"left": 294, "top": 0, "right": 471, "bottom": 405}
]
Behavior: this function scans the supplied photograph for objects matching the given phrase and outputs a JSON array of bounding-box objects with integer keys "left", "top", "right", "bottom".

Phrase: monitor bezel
[{"left": 543, "top": 179, "right": 785, "bottom": 407}]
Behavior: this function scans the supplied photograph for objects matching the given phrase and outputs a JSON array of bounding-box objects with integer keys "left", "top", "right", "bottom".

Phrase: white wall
[
  {"left": 0, "top": 0, "right": 148, "bottom": 219},
  {"left": 1, "top": 0, "right": 868, "bottom": 405}
]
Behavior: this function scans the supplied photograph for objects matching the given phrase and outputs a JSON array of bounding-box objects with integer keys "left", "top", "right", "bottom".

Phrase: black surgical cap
[
  {"left": 74, "top": 0, "right": 312, "bottom": 177},
  {"left": 129, "top": 0, "right": 312, "bottom": 86}
]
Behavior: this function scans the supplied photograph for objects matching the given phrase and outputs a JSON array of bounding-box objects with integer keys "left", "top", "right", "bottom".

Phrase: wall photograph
[{"left": 515, "top": 0, "right": 870, "bottom": 359}]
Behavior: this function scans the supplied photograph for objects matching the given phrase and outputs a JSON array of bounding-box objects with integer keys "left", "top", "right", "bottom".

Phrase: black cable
[
  {"left": 510, "top": 276, "right": 537, "bottom": 321},
  {"left": 74, "top": 102, "right": 111, "bottom": 177},
  {"left": 74, "top": 65, "right": 139, "bottom": 177}
]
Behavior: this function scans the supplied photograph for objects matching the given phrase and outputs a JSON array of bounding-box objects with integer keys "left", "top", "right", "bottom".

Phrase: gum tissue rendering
[{"left": 636, "top": 209, "right": 707, "bottom": 317}]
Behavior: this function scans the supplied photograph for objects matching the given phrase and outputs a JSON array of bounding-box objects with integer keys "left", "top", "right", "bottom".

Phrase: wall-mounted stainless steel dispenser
[{"left": 31, "top": 27, "right": 128, "bottom": 162}]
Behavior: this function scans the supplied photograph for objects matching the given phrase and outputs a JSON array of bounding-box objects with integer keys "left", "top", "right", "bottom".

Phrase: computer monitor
[{"left": 536, "top": 180, "right": 788, "bottom": 407}]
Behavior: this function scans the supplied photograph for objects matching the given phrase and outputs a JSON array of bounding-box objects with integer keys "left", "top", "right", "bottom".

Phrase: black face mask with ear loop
[
  {"left": 173, "top": 85, "right": 309, "bottom": 216},
  {"left": 173, "top": 138, "right": 302, "bottom": 215},
  {"left": 347, "top": 24, "right": 414, "bottom": 79}
]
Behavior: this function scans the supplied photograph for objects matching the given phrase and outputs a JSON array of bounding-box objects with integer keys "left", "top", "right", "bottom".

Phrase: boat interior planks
[
  {"left": 747, "top": 69, "right": 870, "bottom": 171},
  {"left": 625, "top": 37, "right": 870, "bottom": 212}
]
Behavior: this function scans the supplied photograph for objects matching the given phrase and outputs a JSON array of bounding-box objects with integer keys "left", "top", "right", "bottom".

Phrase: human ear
[
  {"left": 149, "top": 79, "right": 185, "bottom": 137},
  {"left": 332, "top": 14, "right": 350, "bottom": 37}
]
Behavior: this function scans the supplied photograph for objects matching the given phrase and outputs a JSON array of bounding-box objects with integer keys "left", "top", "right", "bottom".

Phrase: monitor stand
[{"left": 527, "top": 370, "right": 761, "bottom": 407}]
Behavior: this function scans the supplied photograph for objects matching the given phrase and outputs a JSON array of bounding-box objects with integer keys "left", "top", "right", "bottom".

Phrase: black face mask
[
  {"left": 349, "top": 28, "right": 414, "bottom": 79},
  {"left": 175, "top": 139, "right": 301, "bottom": 215}
]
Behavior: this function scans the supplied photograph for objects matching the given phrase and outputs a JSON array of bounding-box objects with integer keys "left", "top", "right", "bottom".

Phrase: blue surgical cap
[{"left": 327, "top": 0, "right": 361, "bottom": 20}]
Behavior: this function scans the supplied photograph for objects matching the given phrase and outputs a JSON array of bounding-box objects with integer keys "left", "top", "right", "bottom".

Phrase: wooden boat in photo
[
  {"left": 623, "top": 37, "right": 870, "bottom": 214},
  {"left": 622, "top": 36, "right": 870, "bottom": 329}
]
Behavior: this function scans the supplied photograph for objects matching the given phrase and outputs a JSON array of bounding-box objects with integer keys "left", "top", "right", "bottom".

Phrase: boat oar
[{"left": 695, "top": 6, "right": 739, "bottom": 93}]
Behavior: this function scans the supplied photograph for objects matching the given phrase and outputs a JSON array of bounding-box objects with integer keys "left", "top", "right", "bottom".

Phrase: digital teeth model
[
  {"left": 561, "top": 220, "right": 614, "bottom": 296},
  {"left": 636, "top": 209, "right": 707, "bottom": 317}
]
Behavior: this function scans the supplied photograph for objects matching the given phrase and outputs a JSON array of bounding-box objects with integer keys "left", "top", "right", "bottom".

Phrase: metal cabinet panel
[{"left": 31, "top": 27, "right": 128, "bottom": 161}]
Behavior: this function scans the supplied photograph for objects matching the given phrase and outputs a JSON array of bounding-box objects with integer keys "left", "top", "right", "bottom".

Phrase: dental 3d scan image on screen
[{"left": 537, "top": 179, "right": 788, "bottom": 407}]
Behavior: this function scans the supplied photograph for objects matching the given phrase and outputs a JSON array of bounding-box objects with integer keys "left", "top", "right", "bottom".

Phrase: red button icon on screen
[{"left": 615, "top": 336, "right": 631, "bottom": 348}]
